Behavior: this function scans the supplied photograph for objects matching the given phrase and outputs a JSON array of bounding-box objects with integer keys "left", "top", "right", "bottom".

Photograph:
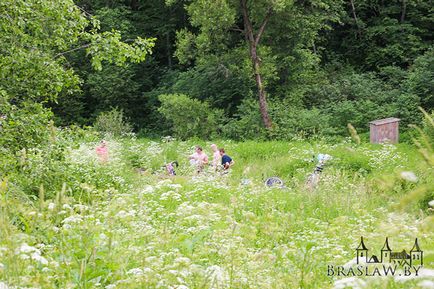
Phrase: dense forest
[{"left": 1, "top": 0, "right": 433, "bottom": 140}]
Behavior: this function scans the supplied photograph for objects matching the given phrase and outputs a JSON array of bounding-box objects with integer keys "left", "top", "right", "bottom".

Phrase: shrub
[
  {"left": 158, "top": 93, "right": 224, "bottom": 139},
  {"left": 221, "top": 98, "right": 266, "bottom": 140},
  {"left": 0, "top": 95, "right": 53, "bottom": 152},
  {"left": 222, "top": 98, "right": 336, "bottom": 140},
  {"left": 93, "top": 108, "right": 133, "bottom": 137}
]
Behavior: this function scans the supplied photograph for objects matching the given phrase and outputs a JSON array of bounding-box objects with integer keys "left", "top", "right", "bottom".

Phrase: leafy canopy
[{"left": 0, "top": 0, "right": 155, "bottom": 103}]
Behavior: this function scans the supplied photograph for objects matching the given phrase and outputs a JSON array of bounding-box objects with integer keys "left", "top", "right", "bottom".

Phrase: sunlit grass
[{"left": 0, "top": 137, "right": 433, "bottom": 288}]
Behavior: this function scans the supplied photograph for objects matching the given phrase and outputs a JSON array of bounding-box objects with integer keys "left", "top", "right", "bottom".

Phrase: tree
[
  {"left": 0, "top": 0, "right": 155, "bottom": 104},
  {"left": 172, "top": 0, "right": 343, "bottom": 129}
]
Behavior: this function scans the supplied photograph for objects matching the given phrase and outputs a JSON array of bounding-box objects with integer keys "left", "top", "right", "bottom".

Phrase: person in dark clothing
[{"left": 219, "top": 148, "right": 234, "bottom": 170}]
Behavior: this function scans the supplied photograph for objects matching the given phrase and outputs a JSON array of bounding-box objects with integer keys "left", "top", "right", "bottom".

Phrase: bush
[
  {"left": 93, "top": 108, "right": 133, "bottom": 137},
  {"left": 221, "top": 98, "right": 336, "bottom": 140},
  {"left": 304, "top": 70, "right": 422, "bottom": 134},
  {"left": 0, "top": 95, "right": 53, "bottom": 152},
  {"left": 221, "top": 98, "right": 266, "bottom": 140},
  {"left": 270, "top": 101, "right": 337, "bottom": 139},
  {"left": 158, "top": 93, "right": 224, "bottom": 139},
  {"left": 406, "top": 49, "right": 434, "bottom": 110}
]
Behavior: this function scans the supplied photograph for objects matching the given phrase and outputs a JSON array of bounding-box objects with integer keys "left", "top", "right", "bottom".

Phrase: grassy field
[{"left": 0, "top": 137, "right": 433, "bottom": 289}]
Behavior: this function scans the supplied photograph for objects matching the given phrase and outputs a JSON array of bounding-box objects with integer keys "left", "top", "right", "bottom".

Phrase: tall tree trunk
[
  {"left": 240, "top": 0, "right": 272, "bottom": 129},
  {"left": 130, "top": 0, "right": 139, "bottom": 10},
  {"left": 400, "top": 0, "right": 407, "bottom": 23},
  {"left": 251, "top": 45, "right": 272, "bottom": 129},
  {"left": 166, "top": 33, "right": 172, "bottom": 69}
]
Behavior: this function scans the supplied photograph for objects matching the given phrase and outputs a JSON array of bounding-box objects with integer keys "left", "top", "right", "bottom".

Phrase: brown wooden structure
[{"left": 369, "top": 118, "right": 400, "bottom": 144}]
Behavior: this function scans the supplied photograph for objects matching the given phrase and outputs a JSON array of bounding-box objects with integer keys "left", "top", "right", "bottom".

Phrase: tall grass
[{"left": 0, "top": 134, "right": 433, "bottom": 288}]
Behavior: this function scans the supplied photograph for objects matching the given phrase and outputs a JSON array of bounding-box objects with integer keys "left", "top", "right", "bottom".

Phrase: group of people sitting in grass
[
  {"left": 96, "top": 140, "right": 234, "bottom": 175},
  {"left": 188, "top": 144, "right": 234, "bottom": 173}
]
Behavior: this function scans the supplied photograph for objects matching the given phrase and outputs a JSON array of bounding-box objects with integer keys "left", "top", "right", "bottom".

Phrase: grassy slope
[{"left": 0, "top": 138, "right": 433, "bottom": 289}]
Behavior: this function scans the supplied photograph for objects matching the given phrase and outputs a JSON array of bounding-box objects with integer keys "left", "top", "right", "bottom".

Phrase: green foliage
[
  {"left": 406, "top": 49, "right": 434, "bottom": 109},
  {"left": 158, "top": 94, "right": 224, "bottom": 139},
  {"left": 86, "top": 31, "right": 155, "bottom": 71},
  {"left": 86, "top": 64, "right": 141, "bottom": 119},
  {"left": 305, "top": 70, "right": 422, "bottom": 134},
  {"left": 93, "top": 108, "right": 133, "bottom": 138},
  {"left": 0, "top": 0, "right": 154, "bottom": 104},
  {"left": 324, "top": 0, "right": 432, "bottom": 70},
  {"left": 0, "top": 0, "right": 85, "bottom": 102},
  {"left": 222, "top": 98, "right": 266, "bottom": 140},
  {"left": 0, "top": 96, "right": 53, "bottom": 152}
]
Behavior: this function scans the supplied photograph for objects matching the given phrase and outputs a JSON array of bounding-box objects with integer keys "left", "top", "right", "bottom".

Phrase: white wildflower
[
  {"left": 126, "top": 268, "right": 143, "bottom": 276},
  {"left": 17, "top": 243, "right": 38, "bottom": 254},
  {"left": 171, "top": 286, "right": 189, "bottom": 289},
  {"left": 19, "top": 254, "right": 30, "bottom": 260},
  {"left": 418, "top": 269, "right": 434, "bottom": 278},
  {"left": 0, "top": 282, "right": 9, "bottom": 289},
  {"left": 47, "top": 202, "right": 55, "bottom": 210},
  {"left": 429, "top": 200, "right": 434, "bottom": 207},
  {"left": 0, "top": 263, "right": 4, "bottom": 270},
  {"left": 63, "top": 224, "right": 72, "bottom": 230},
  {"left": 205, "top": 265, "right": 229, "bottom": 289},
  {"left": 333, "top": 277, "right": 366, "bottom": 289},
  {"left": 143, "top": 267, "right": 153, "bottom": 274},
  {"left": 62, "top": 204, "right": 72, "bottom": 210},
  {"left": 174, "top": 257, "right": 191, "bottom": 265},
  {"left": 31, "top": 252, "right": 48, "bottom": 265},
  {"left": 116, "top": 210, "right": 127, "bottom": 218},
  {"left": 418, "top": 280, "right": 434, "bottom": 289},
  {"left": 400, "top": 171, "right": 418, "bottom": 182},
  {"left": 62, "top": 215, "right": 83, "bottom": 224},
  {"left": 142, "top": 185, "right": 155, "bottom": 194}
]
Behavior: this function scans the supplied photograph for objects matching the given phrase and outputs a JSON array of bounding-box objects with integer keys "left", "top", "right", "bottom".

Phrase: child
[
  {"left": 96, "top": 140, "right": 109, "bottom": 163},
  {"left": 165, "top": 161, "right": 178, "bottom": 176},
  {"left": 210, "top": 144, "right": 221, "bottom": 170},
  {"left": 219, "top": 148, "right": 234, "bottom": 170}
]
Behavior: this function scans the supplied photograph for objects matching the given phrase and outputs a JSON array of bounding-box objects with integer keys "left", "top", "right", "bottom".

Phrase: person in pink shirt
[
  {"left": 189, "top": 145, "right": 209, "bottom": 173},
  {"left": 96, "top": 140, "right": 109, "bottom": 163},
  {"left": 210, "top": 144, "right": 221, "bottom": 170}
]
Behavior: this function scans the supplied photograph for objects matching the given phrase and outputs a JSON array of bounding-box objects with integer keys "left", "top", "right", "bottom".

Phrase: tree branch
[
  {"left": 254, "top": 7, "right": 272, "bottom": 46},
  {"left": 230, "top": 27, "right": 244, "bottom": 33},
  {"left": 240, "top": 0, "right": 255, "bottom": 43},
  {"left": 54, "top": 43, "right": 91, "bottom": 58},
  {"left": 54, "top": 39, "right": 136, "bottom": 59}
]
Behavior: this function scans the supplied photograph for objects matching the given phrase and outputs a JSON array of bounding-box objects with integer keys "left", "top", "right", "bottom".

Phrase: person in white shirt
[{"left": 210, "top": 144, "right": 221, "bottom": 170}]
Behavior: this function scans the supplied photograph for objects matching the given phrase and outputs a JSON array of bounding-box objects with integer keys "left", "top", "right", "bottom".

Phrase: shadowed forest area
[{"left": 9, "top": 0, "right": 430, "bottom": 140}]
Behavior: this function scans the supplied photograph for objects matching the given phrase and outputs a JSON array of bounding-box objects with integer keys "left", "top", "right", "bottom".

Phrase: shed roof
[{"left": 369, "top": 117, "right": 400, "bottom": 125}]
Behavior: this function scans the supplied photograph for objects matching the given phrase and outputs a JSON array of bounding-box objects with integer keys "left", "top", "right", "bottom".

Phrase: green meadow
[{"left": 1, "top": 135, "right": 433, "bottom": 289}]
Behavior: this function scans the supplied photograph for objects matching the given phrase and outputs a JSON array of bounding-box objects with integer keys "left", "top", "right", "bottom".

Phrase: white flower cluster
[{"left": 15, "top": 243, "right": 48, "bottom": 265}]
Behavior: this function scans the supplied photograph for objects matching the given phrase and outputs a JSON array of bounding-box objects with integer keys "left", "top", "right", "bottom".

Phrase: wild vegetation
[{"left": 1, "top": 124, "right": 433, "bottom": 288}]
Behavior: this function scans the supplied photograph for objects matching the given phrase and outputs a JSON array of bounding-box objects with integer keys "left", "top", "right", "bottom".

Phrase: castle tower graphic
[
  {"left": 410, "top": 238, "right": 423, "bottom": 266},
  {"left": 356, "top": 236, "right": 368, "bottom": 264},
  {"left": 355, "top": 237, "right": 423, "bottom": 267},
  {"left": 381, "top": 237, "right": 392, "bottom": 263}
]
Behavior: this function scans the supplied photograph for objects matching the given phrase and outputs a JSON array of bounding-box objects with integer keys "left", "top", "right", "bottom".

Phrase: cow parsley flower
[{"left": 400, "top": 171, "right": 418, "bottom": 182}]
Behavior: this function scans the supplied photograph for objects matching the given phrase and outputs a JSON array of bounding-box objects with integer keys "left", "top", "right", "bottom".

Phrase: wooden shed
[{"left": 369, "top": 118, "right": 400, "bottom": 144}]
